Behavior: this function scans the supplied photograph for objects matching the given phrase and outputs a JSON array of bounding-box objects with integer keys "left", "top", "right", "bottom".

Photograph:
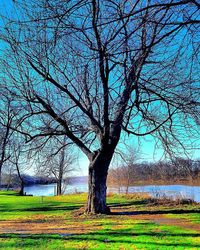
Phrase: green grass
[
  {"left": 0, "top": 191, "right": 200, "bottom": 249},
  {"left": 166, "top": 213, "right": 200, "bottom": 224}
]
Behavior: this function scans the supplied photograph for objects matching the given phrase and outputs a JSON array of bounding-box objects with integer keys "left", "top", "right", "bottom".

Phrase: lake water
[
  {"left": 24, "top": 183, "right": 87, "bottom": 197},
  {"left": 24, "top": 182, "right": 200, "bottom": 202}
]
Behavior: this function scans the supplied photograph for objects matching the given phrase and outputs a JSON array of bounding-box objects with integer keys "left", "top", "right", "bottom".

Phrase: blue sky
[{"left": 1, "top": 0, "right": 199, "bottom": 177}]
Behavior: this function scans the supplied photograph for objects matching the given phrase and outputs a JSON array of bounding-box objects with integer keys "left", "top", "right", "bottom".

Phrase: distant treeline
[
  {"left": 0, "top": 174, "right": 56, "bottom": 189},
  {"left": 108, "top": 158, "right": 200, "bottom": 190},
  {"left": 1, "top": 173, "right": 87, "bottom": 190}
]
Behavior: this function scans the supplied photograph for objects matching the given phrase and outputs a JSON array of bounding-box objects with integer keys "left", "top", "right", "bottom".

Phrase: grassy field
[{"left": 0, "top": 191, "right": 200, "bottom": 249}]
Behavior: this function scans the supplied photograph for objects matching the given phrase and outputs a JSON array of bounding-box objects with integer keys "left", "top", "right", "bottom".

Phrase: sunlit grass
[{"left": 166, "top": 213, "right": 200, "bottom": 224}]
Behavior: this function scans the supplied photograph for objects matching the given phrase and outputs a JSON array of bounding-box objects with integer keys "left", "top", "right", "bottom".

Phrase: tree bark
[
  {"left": 16, "top": 162, "right": 24, "bottom": 196},
  {"left": 86, "top": 149, "right": 114, "bottom": 214},
  {"left": 125, "top": 171, "right": 130, "bottom": 194},
  {"left": 0, "top": 169, "right": 2, "bottom": 187},
  {"left": 56, "top": 145, "right": 64, "bottom": 196},
  {"left": 19, "top": 181, "right": 24, "bottom": 196},
  {"left": 57, "top": 180, "right": 62, "bottom": 195}
]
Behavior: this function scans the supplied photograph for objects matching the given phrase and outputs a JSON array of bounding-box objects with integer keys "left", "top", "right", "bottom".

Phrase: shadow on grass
[
  {"left": 0, "top": 192, "right": 18, "bottom": 196},
  {"left": 109, "top": 200, "right": 200, "bottom": 215},
  {"left": 0, "top": 203, "right": 83, "bottom": 213},
  {"left": 108, "top": 200, "right": 148, "bottom": 207},
  {"left": 0, "top": 229, "right": 200, "bottom": 249},
  {"left": 110, "top": 209, "right": 200, "bottom": 215},
  {"left": 24, "top": 205, "right": 81, "bottom": 212}
]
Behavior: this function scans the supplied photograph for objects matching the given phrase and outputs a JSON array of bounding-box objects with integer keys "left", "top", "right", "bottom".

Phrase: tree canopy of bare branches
[{"left": 0, "top": 0, "right": 199, "bottom": 213}]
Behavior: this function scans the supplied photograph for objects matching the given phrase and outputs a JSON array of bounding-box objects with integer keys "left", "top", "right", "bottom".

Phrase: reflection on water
[
  {"left": 24, "top": 183, "right": 200, "bottom": 202},
  {"left": 24, "top": 183, "right": 88, "bottom": 197}
]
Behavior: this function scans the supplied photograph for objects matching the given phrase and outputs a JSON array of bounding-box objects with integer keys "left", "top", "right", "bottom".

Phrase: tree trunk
[
  {"left": 125, "top": 186, "right": 129, "bottom": 195},
  {"left": 16, "top": 162, "right": 24, "bottom": 196},
  {"left": 6, "top": 168, "right": 12, "bottom": 191},
  {"left": 0, "top": 168, "right": 2, "bottom": 187},
  {"left": 56, "top": 147, "right": 64, "bottom": 196},
  {"left": 126, "top": 172, "right": 130, "bottom": 194},
  {"left": 19, "top": 181, "right": 24, "bottom": 196},
  {"left": 86, "top": 150, "right": 114, "bottom": 214},
  {"left": 0, "top": 162, "right": 4, "bottom": 187},
  {"left": 57, "top": 180, "right": 62, "bottom": 195}
]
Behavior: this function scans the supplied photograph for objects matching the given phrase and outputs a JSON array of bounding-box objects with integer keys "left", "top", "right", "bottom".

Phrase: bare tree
[
  {"left": 0, "top": 133, "right": 29, "bottom": 194},
  {"left": 0, "top": 92, "right": 15, "bottom": 186},
  {"left": 36, "top": 137, "right": 76, "bottom": 195},
  {"left": 108, "top": 160, "right": 123, "bottom": 194},
  {"left": 108, "top": 148, "right": 139, "bottom": 194},
  {"left": 122, "top": 148, "right": 140, "bottom": 194},
  {"left": 0, "top": 0, "right": 200, "bottom": 213},
  {"left": 1, "top": 162, "right": 15, "bottom": 190},
  {"left": 172, "top": 157, "right": 199, "bottom": 181},
  {"left": 116, "top": 150, "right": 137, "bottom": 194},
  {"left": 9, "top": 144, "right": 26, "bottom": 195}
]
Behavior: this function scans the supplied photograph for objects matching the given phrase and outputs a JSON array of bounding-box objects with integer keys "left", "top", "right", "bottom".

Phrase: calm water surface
[{"left": 24, "top": 182, "right": 200, "bottom": 202}]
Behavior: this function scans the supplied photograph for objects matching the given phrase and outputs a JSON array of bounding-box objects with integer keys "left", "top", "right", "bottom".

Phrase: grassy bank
[{"left": 0, "top": 191, "right": 200, "bottom": 249}]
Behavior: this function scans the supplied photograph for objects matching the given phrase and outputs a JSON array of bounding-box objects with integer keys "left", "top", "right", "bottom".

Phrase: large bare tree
[{"left": 0, "top": 0, "right": 200, "bottom": 213}]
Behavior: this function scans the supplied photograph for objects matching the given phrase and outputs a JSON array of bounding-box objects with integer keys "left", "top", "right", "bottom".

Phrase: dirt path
[
  {"left": 0, "top": 216, "right": 102, "bottom": 235},
  {"left": 151, "top": 216, "right": 200, "bottom": 232},
  {"left": 0, "top": 213, "right": 200, "bottom": 235},
  {"left": 126, "top": 213, "right": 200, "bottom": 232}
]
